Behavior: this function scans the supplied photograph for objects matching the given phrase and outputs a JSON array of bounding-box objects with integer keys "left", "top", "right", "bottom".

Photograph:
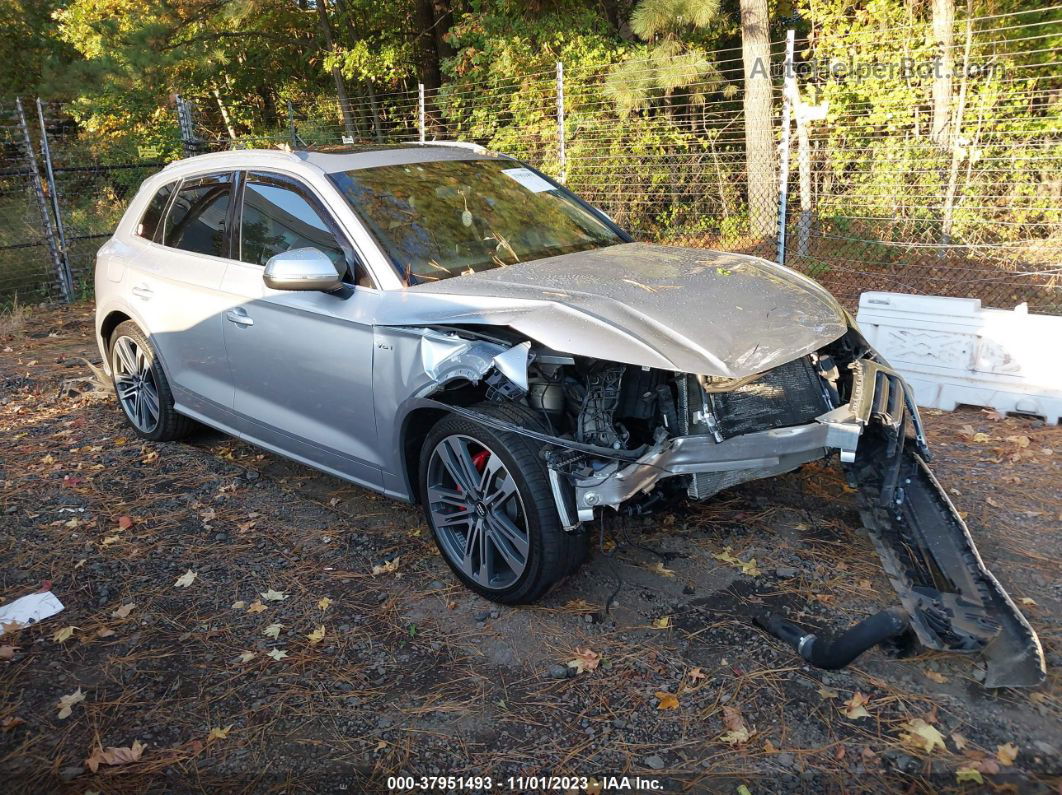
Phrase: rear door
[
  {"left": 128, "top": 172, "right": 237, "bottom": 427},
  {"left": 219, "top": 170, "right": 383, "bottom": 488}
]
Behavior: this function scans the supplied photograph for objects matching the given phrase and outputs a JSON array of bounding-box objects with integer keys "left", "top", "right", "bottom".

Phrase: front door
[{"left": 219, "top": 171, "right": 383, "bottom": 489}]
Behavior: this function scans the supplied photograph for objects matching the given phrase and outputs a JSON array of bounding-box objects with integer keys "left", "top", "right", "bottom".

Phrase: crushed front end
[{"left": 413, "top": 322, "right": 1045, "bottom": 687}]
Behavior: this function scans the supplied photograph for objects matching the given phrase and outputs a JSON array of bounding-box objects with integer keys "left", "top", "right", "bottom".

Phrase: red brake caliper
[{"left": 471, "top": 449, "right": 490, "bottom": 475}]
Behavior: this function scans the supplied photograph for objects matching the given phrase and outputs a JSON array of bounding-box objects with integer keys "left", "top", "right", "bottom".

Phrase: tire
[
  {"left": 109, "top": 320, "right": 197, "bottom": 442},
  {"left": 419, "top": 402, "right": 584, "bottom": 604}
]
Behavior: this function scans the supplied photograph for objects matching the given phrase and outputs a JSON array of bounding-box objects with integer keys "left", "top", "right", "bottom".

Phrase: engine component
[
  {"left": 577, "top": 362, "right": 628, "bottom": 449},
  {"left": 707, "top": 356, "right": 827, "bottom": 438}
]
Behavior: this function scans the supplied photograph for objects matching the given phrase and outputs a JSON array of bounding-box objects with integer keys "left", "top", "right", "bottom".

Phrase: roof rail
[{"left": 419, "top": 140, "right": 491, "bottom": 155}]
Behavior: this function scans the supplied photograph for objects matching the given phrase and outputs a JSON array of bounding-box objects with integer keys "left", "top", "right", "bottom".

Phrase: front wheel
[{"left": 419, "top": 406, "right": 580, "bottom": 604}]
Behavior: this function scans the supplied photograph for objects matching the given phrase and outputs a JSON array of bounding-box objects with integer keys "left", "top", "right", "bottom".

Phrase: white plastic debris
[
  {"left": 857, "top": 292, "right": 1062, "bottom": 425},
  {"left": 0, "top": 591, "right": 65, "bottom": 635}
]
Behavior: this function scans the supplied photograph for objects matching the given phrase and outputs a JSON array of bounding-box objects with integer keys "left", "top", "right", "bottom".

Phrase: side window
[
  {"left": 163, "top": 173, "right": 232, "bottom": 258},
  {"left": 137, "top": 181, "right": 175, "bottom": 241},
  {"left": 239, "top": 173, "right": 347, "bottom": 272}
]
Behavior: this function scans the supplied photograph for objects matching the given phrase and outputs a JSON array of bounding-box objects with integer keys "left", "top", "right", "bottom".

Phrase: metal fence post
[
  {"left": 34, "top": 98, "right": 73, "bottom": 296},
  {"left": 287, "top": 100, "right": 298, "bottom": 149},
  {"left": 775, "top": 30, "right": 795, "bottom": 266},
  {"left": 556, "top": 61, "right": 566, "bottom": 184},
  {"left": 418, "top": 83, "right": 426, "bottom": 143},
  {"left": 16, "top": 97, "right": 71, "bottom": 302},
  {"left": 175, "top": 94, "right": 198, "bottom": 157}
]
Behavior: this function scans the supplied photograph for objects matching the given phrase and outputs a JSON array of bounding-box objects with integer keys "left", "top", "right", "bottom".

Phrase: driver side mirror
[{"left": 263, "top": 247, "right": 343, "bottom": 292}]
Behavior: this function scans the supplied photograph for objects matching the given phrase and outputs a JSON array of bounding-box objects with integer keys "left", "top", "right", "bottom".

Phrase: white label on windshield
[{"left": 502, "top": 167, "right": 555, "bottom": 193}]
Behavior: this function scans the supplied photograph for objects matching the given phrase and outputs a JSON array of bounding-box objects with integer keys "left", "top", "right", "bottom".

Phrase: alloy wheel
[
  {"left": 426, "top": 434, "right": 530, "bottom": 590},
  {"left": 112, "top": 335, "right": 161, "bottom": 433}
]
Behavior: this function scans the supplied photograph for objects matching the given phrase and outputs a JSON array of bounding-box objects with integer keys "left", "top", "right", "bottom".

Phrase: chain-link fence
[{"left": 2, "top": 6, "right": 1059, "bottom": 313}]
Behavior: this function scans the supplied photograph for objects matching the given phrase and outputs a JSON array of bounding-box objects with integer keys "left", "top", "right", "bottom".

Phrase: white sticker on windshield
[{"left": 502, "top": 167, "right": 555, "bottom": 193}]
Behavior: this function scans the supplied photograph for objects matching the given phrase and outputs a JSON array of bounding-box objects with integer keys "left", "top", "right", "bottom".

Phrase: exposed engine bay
[{"left": 408, "top": 322, "right": 1046, "bottom": 688}]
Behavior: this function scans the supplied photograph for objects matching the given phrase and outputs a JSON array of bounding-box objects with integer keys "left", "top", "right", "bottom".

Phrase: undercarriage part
[
  {"left": 849, "top": 424, "right": 1046, "bottom": 688},
  {"left": 754, "top": 607, "right": 911, "bottom": 670},
  {"left": 706, "top": 356, "right": 827, "bottom": 438},
  {"left": 577, "top": 362, "right": 628, "bottom": 449}
]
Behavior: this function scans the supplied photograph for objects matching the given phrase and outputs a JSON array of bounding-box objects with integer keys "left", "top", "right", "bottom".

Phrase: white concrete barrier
[{"left": 856, "top": 292, "right": 1061, "bottom": 425}]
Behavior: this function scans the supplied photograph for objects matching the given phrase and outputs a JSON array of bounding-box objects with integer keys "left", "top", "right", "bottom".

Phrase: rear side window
[
  {"left": 137, "top": 182, "right": 175, "bottom": 241},
  {"left": 163, "top": 173, "right": 232, "bottom": 257}
]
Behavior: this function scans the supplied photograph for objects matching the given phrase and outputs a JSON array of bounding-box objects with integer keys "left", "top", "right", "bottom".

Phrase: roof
[{"left": 163, "top": 142, "right": 508, "bottom": 176}]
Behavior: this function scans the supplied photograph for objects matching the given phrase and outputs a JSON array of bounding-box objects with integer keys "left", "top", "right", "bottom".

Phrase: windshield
[{"left": 328, "top": 158, "right": 624, "bottom": 283}]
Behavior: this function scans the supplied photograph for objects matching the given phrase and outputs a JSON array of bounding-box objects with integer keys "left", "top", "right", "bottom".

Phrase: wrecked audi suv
[{"left": 95, "top": 144, "right": 1044, "bottom": 687}]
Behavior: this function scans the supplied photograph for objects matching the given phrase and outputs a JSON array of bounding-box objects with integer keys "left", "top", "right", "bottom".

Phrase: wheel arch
[
  {"left": 400, "top": 406, "right": 450, "bottom": 504},
  {"left": 100, "top": 310, "right": 132, "bottom": 349}
]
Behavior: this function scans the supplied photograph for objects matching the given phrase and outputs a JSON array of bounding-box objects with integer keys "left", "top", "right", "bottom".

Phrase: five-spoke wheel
[{"left": 112, "top": 335, "right": 161, "bottom": 433}]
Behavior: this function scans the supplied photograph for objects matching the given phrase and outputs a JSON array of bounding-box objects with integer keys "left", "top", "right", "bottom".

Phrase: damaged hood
[{"left": 376, "top": 242, "right": 847, "bottom": 377}]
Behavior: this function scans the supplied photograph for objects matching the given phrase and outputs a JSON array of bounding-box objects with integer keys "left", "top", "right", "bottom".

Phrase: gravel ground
[{"left": 1, "top": 303, "right": 1059, "bottom": 793}]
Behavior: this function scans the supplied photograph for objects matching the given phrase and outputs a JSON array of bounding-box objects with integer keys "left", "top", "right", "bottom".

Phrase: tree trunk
[
  {"left": 314, "top": 0, "right": 358, "bottom": 141},
  {"left": 931, "top": 0, "right": 955, "bottom": 147},
  {"left": 740, "top": 0, "right": 777, "bottom": 242},
  {"left": 414, "top": 0, "right": 442, "bottom": 91}
]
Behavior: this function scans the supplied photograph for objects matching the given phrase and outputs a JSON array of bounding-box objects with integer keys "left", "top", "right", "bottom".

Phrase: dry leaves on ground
[
  {"left": 842, "top": 691, "right": 871, "bottom": 719},
  {"left": 57, "top": 688, "right": 85, "bottom": 719},
  {"left": 567, "top": 648, "right": 601, "bottom": 674},
  {"left": 85, "top": 739, "right": 146, "bottom": 772},
  {"left": 720, "top": 706, "right": 752, "bottom": 745}
]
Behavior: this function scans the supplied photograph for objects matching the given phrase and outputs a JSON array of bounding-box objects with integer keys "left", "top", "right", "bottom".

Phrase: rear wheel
[
  {"left": 109, "top": 321, "right": 196, "bottom": 442},
  {"left": 420, "top": 404, "right": 582, "bottom": 604}
]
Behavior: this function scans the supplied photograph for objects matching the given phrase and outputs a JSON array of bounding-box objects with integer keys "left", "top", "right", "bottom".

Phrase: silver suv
[{"left": 95, "top": 145, "right": 1043, "bottom": 687}]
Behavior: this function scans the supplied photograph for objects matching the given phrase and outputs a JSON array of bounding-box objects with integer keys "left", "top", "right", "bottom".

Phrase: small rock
[
  {"left": 1034, "top": 740, "right": 1057, "bottom": 755},
  {"left": 489, "top": 610, "right": 499, "bottom": 619},
  {"left": 613, "top": 718, "right": 627, "bottom": 729},
  {"left": 243, "top": 469, "right": 259, "bottom": 481},
  {"left": 59, "top": 766, "right": 84, "bottom": 782},
  {"left": 644, "top": 755, "right": 665, "bottom": 770},
  {"left": 474, "top": 610, "right": 491, "bottom": 622},
  {"left": 774, "top": 567, "right": 798, "bottom": 579},
  {"left": 429, "top": 581, "right": 445, "bottom": 590},
  {"left": 775, "top": 752, "right": 795, "bottom": 768},
  {"left": 548, "top": 664, "right": 569, "bottom": 680},
  {"left": 214, "top": 532, "right": 228, "bottom": 542}
]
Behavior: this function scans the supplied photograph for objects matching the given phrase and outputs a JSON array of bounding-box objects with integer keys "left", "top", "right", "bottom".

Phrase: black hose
[{"left": 754, "top": 607, "right": 911, "bottom": 670}]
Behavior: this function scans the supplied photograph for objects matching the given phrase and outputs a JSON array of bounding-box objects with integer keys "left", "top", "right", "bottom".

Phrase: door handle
[
  {"left": 131, "top": 284, "right": 153, "bottom": 300},
  {"left": 225, "top": 309, "right": 254, "bottom": 327}
]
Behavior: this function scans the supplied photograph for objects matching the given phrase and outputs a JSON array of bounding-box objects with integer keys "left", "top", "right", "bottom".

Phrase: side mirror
[{"left": 263, "top": 247, "right": 343, "bottom": 292}]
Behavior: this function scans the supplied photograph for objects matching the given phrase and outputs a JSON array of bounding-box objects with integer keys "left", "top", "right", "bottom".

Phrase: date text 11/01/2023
[{"left": 386, "top": 776, "right": 665, "bottom": 791}]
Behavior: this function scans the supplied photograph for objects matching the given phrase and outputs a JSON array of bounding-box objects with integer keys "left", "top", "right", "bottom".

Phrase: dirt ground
[{"left": 1, "top": 303, "right": 1059, "bottom": 793}]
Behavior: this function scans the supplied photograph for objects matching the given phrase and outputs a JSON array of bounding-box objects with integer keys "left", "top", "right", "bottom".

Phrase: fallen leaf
[
  {"left": 111, "top": 603, "right": 135, "bottom": 619},
  {"left": 842, "top": 691, "right": 871, "bottom": 719},
  {"left": 712, "top": 546, "right": 760, "bottom": 576},
  {"left": 1020, "top": 597, "right": 1037, "bottom": 606},
  {"left": 237, "top": 651, "right": 256, "bottom": 663},
  {"left": 100, "top": 534, "right": 121, "bottom": 546},
  {"left": 96, "top": 627, "right": 116, "bottom": 638},
  {"left": 720, "top": 706, "right": 751, "bottom": 745},
  {"left": 246, "top": 599, "right": 267, "bottom": 614},
  {"left": 199, "top": 507, "right": 217, "bottom": 522},
  {"left": 951, "top": 732, "right": 968, "bottom": 751},
  {"left": 688, "top": 667, "right": 706, "bottom": 681},
  {"left": 652, "top": 616, "right": 671, "bottom": 629},
  {"left": 986, "top": 496, "right": 1002, "bottom": 508},
  {"left": 955, "top": 767, "right": 983, "bottom": 784},
  {"left": 174, "top": 570, "right": 197, "bottom": 588},
  {"left": 53, "top": 626, "right": 76, "bottom": 643},
  {"left": 2, "top": 716, "right": 25, "bottom": 731},
  {"left": 372, "top": 557, "right": 400, "bottom": 576},
  {"left": 925, "top": 670, "right": 948, "bottom": 684},
  {"left": 260, "top": 588, "right": 288, "bottom": 602},
  {"left": 647, "top": 561, "right": 675, "bottom": 578},
  {"left": 117, "top": 515, "right": 134, "bottom": 530},
  {"left": 57, "top": 688, "right": 86, "bottom": 719},
  {"left": 0, "top": 645, "right": 17, "bottom": 660},
  {"left": 567, "top": 648, "right": 601, "bottom": 674},
  {"left": 207, "top": 725, "right": 232, "bottom": 741},
  {"left": 267, "top": 648, "right": 288, "bottom": 661},
  {"left": 307, "top": 625, "right": 326, "bottom": 645},
  {"left": 655, "top": 690, "right": 680, "bottom": 710},
  {"left": 317, "top": 597, "right": 332, "bottom": 611},
  {"left": 263, "top": 623, "right": 283, "bottom": 639},
  {"left": 996, "top": 742, "right": 1018, "bottom": 766},
  {"left": 85, "top": 739, "right": 146, "bottom": 772},
  {"left": 900, "top": 718, "right": 946, "bottom": 753},
  {"left": 817, "top": 686, "right": 839, "bottom": 700}
]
